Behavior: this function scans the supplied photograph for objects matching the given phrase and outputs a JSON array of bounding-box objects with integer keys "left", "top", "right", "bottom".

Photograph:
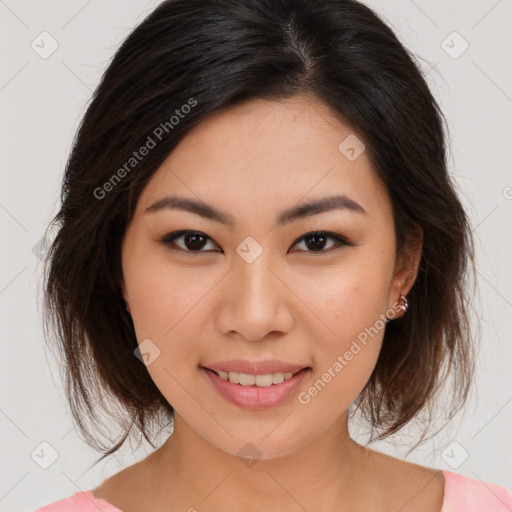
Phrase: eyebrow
[{"left": 144, "top": 194, "right": 367, "bottom": 227}]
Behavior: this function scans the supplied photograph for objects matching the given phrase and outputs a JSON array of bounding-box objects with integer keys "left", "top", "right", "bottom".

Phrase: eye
[
  {"left": 159, "top": 230, "right": 353, "bottom": 254},
  {"left": 159, "top": 230, "right": 220, "bottom": 253},
  {"left": 289, "top": 231, "right": 353, "bottom": 253}
]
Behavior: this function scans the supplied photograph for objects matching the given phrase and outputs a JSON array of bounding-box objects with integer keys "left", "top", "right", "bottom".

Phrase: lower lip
[{"left": 202, "top": 367, "right": 310, "bottom": 411}]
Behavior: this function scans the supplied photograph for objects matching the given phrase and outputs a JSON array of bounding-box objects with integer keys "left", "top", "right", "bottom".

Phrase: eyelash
[{"left": 158, "top": 230, "right": 353, "bottom": 255}]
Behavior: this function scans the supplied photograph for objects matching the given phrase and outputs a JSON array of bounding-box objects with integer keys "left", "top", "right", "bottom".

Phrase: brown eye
[
  {"left": 159, "top": 230, "right": 353, "bottom": 255},
  {"left": 289, "top": 231, "right": 352, "bottom": 253},
  {"left": 159, "top": 231, "right": 220, "bottom": 252}
]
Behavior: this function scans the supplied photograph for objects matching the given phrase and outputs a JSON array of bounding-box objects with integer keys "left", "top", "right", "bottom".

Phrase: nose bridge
[
  {"left": 219, "top": 237, "right": 292, "bottom": 339},
  {"left": 233, "top": 241, "right": 278, "bottom": 309}
]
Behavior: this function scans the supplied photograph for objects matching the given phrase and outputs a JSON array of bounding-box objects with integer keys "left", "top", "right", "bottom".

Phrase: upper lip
[{"left": 203, "top": 359, "right": 310, "bottom": 375}]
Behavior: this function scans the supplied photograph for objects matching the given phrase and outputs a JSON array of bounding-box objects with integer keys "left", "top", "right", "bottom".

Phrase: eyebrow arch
[{"left": 144, "top": 194, "right": 367, "bottom": 228}]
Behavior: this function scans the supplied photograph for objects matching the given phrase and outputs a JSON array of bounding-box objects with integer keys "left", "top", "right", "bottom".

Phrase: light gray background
[{"left": 1, "top": 1, "right": 511, "bottom": 511}]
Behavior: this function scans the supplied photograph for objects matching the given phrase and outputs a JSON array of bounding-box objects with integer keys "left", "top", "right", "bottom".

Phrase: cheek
[
  {"left": 296, "top": 254, "right": 390, "bottom": 400},
  {"left": 126, "top": 254, "right": 207, "bottom": 339},
  {"left": 299, "top": 251, "right": 392, "bottom": 335},
  {"left": 125, "top": 261, "right": 209, "bottom": 406},
  {"left": 124, "top": 252, "right": 224, "bottom": 379},
  {"left": 299, "top": 276, "right": 386, "bottom": 414},
  {"left": 299, "top": 337, "right": 382, "bottom": 419}
]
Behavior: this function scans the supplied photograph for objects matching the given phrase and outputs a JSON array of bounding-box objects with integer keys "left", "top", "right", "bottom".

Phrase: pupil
[
  {"left": 186, "top": 234, "right": 206, "bottom": 250},
  {"left": 306, "top": 234, "right": 326, "bottom": 251}
]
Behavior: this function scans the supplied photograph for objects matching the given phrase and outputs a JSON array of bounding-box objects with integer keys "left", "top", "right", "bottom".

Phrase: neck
[{"left": 149, "top": 411, "right": 380, "bottom": 511}]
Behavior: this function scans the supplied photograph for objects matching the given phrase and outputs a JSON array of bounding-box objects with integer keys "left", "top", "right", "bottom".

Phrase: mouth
[
  {"left": 201, "top": 365, "right": 312, "bottom": 410},
  {"left": 201, "top": 366, "right": 311, "bottom": 388}
]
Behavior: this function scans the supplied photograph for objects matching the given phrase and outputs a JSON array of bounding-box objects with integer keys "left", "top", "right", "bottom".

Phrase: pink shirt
[{"left": 32, "top": 469, "right": 512, "bottom": 511}]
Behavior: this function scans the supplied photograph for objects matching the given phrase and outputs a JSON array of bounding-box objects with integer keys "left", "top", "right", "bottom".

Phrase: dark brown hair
[{"left": 42, "top": 0, "right": 477, "bottom": 464}]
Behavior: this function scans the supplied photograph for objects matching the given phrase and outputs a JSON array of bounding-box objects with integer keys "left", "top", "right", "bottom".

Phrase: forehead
[{"left": 136, "top": 95, "right": 391, "bottom": 222}]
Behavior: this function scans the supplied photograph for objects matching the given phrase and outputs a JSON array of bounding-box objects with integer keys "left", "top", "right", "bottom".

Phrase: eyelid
[{"left": 158, "top": 229, "right": 354, "bottom": 254}]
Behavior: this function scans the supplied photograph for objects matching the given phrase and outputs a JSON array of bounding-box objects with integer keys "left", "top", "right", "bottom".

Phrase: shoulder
[
  {"left": 441, "top": 470, "right": 512, "bottom": 512},
  {"left": 32, "top": 490, "right": 123, "bottom": 511}
]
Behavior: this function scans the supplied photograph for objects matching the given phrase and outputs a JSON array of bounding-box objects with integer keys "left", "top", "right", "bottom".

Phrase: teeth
[{"left": 215, "top": 370, "right": 300, "bottom": 387}]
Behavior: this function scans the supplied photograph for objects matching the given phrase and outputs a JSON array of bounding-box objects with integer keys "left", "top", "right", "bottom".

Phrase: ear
[
  {"left": 388, "top": 225, "right": 423, "bottom": 319},
  {"left": 120, "top": 279, "right": 131, "bottom": 313}
]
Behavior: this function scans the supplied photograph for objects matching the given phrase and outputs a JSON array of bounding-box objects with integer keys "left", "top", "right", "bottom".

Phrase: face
[{"left": 120, "top": 94, "right": 420, "bottom": 460}]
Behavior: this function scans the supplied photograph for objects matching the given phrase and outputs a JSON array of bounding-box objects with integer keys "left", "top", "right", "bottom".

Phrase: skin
[{"left": 96, "top": 94, "right": 444, "bottom": 511}]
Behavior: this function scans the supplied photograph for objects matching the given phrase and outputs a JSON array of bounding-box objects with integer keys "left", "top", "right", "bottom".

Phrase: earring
[{"left": 398, "top": 294, "right": 408, "bottom": 313}]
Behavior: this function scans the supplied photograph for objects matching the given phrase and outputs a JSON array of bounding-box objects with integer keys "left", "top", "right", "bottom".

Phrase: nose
[{"left": 215, "top": 249, "right": 294, "bottom": 342}]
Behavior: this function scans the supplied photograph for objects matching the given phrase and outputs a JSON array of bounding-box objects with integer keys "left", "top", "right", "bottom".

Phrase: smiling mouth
[{"left": 204, "top": 367, "right": 311, "bottom": 387}]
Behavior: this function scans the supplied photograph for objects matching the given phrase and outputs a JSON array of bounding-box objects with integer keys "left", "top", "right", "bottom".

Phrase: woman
[{"left": 36, "top": 0, "right": 512, "bottom": 510}]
